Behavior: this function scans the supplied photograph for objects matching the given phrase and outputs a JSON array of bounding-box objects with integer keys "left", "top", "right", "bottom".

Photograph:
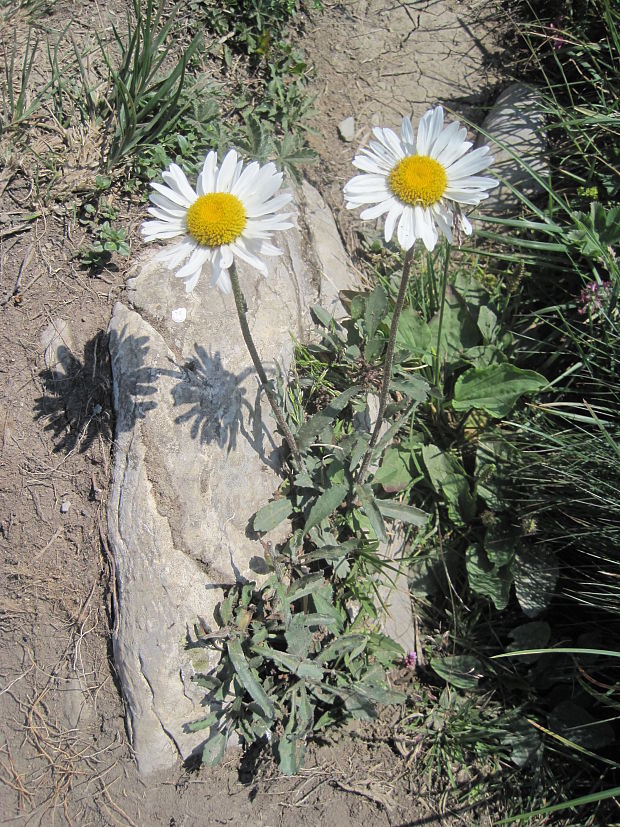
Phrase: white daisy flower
[
  {"left": 343, "top": 106, "right": 497, "bottom": 251},
  {"left": 141, "top": 149, "right": 294, "bottom": 293}
]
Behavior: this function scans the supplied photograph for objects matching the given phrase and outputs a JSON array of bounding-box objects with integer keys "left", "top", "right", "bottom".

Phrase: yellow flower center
[
  {"left": 388, "top": 155, "right": 447, "bottom": 208},
  {"left": 186, "top": 193, "right": 246, "bottom": 247}
]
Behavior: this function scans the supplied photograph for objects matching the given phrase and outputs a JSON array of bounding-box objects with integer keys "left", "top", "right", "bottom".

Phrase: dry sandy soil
[{"left": 0, "top": 1, "right": 502, "bottom": 824}]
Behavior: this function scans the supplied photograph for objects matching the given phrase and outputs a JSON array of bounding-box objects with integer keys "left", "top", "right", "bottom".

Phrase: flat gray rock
[
  {"left": 108, "top": 182, "right": 360, "bottom": 774},
  {"left": 477, "top": 83, "right": 548, "bottom": 213}
]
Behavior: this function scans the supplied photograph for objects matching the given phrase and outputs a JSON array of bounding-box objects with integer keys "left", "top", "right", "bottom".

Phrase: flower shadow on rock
[
  {"left": 171, "top": 344, "right": 280, "bottom": 468},
  {"left": 35, "top": 328, "right": 158, "bottom": 454}
]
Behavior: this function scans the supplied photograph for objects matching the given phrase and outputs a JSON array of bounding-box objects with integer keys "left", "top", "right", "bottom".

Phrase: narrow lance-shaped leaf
[
  {"left": 253, "top": 497, "right": 293, "bottom": 533},
  {"left": 355, "top": 484, "right": 387, "bottom": 542},
  {"left": 227, "top": 639, "right": 274, "bottom": 719},
  {"left": 304, "top": 483, "right": 348, "bottom": 534},
  {"left": 296, "top": 386, "right": 359, "bottom": 450},
  {"left": 376, "top": 500, "right": 429, "bottom": 527}
]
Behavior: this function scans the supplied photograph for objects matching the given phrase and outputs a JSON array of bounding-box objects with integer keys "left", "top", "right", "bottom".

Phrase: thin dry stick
[
  {"left": 356, "top": 246, "right": 414, "bottom": 485},
  {"left": 229, "top": 262, "right": 301, "bottom": 464}
]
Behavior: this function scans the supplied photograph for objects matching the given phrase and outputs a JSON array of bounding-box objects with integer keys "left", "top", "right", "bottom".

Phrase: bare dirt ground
[{"left": 0, "top": 1, "right": 501, "bottom": 824}]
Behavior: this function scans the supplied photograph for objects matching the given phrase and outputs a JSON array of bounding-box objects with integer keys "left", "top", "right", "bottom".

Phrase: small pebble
[
  {"left": 171, "top": 307, "right": 187, "bottom": 323},
  {"left": 60, "top": 500, "right": 71, "bottom": 514},
  {"left": 338, "top": 116, "right": 356, "bottom": 142}
]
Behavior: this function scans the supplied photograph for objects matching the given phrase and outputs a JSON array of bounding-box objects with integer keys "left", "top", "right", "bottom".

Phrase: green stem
[
  {"left": 356, "top": 246, "right": 415, "bottom": 486},
  {"left": 432, "top": 243, "right": 452, "bottom": 390},
  {"left": 229, "top": 263, "right": 301, "bottom": 465}
]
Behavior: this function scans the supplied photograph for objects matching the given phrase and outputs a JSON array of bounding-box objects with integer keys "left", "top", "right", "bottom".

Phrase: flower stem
[
  {"left": 432, "top": 243, "right": 452, "bottom": 390},
  {"left": 356, "top": 246, "right": 414, "bottom": 486},
  {"left": 229, "top": 263, "right": 301, "bottom": 465}
]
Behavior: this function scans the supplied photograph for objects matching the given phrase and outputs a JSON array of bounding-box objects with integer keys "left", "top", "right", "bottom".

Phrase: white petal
[
  {"left": 157, "top": 240, "right": 195, "bottom": 269},
  {"left": 459, "top": 213, "right": 473, "bottom": 235},
  {"left": 352, "top": 154, "right": 392, "bottom": 174},
  {"left": 162, "top": 164, "right": 197, "bottom": 204},
  {"left": 197, "top": 151, "right": 218, "bottom": 195},
  {"left": 246, "top": 192, "right": 292, "bottom": 218},
  {"left": 372, "top": 127, "right": 405, "bottom": 164},
  {"left": 397, "top": 206, "right": 415, "bottom": 250},
  {"left": 360, "top": 198, "right": 395, "bottom": 220},
  {"left": 245, "top": 215, "right": 294, "bottom": 233},
  {"left": 231, "top": 239, "right": 269, "bottom": 272},
  {"left": 149, "top": 192, "right": 187, "bottom": 218},
  {"left": 444, "top": 189, "right": 487, "bottom": 205},
  {"left": 151, "top": 181, "right": 194, "bottom": 208},
  {"left": 214, "top": 269, "right": 232, "bottom": 293},
  {"left": 416, "top": 107, "right": 444, "bottom": 156},
  {"left": 401, "top": 116, "right": 415, "bottom": 152},
  {"left": 446, "top": 146, "right": 493, "bottom": 178},
  {"left": 220, "top": 245, "right": 234, "bottom": 268},
  {"left": 429, "top": 121, "right": 461, "bottom": 162},
  {"left": 216, "top": 150, "right": 238, "bottom": 192},
  {"left": 171, "top": 307, "right": 187, "bottom": 323},
  {"left": 384, "top": 203, "right": 404, "bottom": 242},
  {"left": 175, "top": 247, "right": 210, "bottom": 280},
  {"left": 416, "top": 206, "right": 438, "bottom": 251},
  {"left": 431, "top": 204, "right": 453, "bottom": 243},
  {"left": 231, "top": 158, "right": 244, "bottom": 188},
  {"left": 231, "top": 161, "right": 261, "bottom": 200},
  {"left": 344, "top": 173, "right": 389, "bottom": 192},
  {"left": 184, "top": 270, "right": 201, "bottom": 293},
  {"left": 147, "top": 206, "right": 185, "bottom": 224},
  {"left": 142, "top": 220, "right": 185, "bottom": 240},
  {"left": 435, "top": 131, "right": 472, "bottom": 167},
  {"left": 242, "top": 167, "right": 283, "bottom": 208},
  {"left": 256, "top": 241, "right": 282, "bottom": 256},
  {"left": 210, "top": 250, "right": 233, "bottom": 293},
  {"left": 447, "top": 174, "right": 498, "bottom": 191}
]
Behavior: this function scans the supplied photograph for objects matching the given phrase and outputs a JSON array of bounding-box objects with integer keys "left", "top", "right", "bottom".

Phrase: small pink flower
[
  {"left": 577, "top": 280, "right": 612, "bottom": 316},
  {"left": 548, "top": 18, "right": 566, "bottom": 51},
  {"left": 404, "top": 651, "right": 417, "bottom": 669}
]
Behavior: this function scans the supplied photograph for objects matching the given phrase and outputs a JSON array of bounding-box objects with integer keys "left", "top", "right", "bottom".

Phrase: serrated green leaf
[
  {"left": 253, "top": 497, "right": 293, "bottom": 533},
  {"left": 453, "top": 364, "right": 547, "bottom": 418},
  {"left": 304, "top": 483, "right": 348, "bottom": 533}
]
